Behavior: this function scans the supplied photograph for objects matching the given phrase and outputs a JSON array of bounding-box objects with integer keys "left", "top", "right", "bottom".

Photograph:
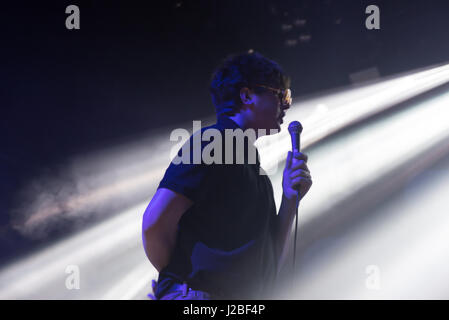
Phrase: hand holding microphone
[
  {"left": 285, "top": 121, "right": 312, "bottom": 272},
  {"left": 282, "top": 121, "right": 312, "bottom": 202}
]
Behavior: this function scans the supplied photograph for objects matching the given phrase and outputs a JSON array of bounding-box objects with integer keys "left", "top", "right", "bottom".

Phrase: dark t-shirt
[{"left": 155, "top": 115, "right": 279, "bottom": 299}]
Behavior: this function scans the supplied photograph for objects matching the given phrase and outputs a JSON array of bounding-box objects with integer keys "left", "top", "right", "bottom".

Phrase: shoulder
[{"left": 172, "top": 122, "right": 229, "bottom": 166}]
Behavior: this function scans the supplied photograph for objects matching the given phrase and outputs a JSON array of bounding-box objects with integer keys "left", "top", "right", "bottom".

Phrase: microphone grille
[{"left": 288, "top": 121, "right": 303, "bottom": 134}]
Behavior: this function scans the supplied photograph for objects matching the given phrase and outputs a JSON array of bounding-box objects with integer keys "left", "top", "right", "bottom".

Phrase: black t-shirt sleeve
[
  {"left": 158, "top": 161, "right": 213, "bottom": 202},
  {"left": 157, "top": 134, "right": 214, "bottom": 203}
]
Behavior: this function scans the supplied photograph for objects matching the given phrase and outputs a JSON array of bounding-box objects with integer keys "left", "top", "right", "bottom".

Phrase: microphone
[
  {"left": 288, "top": 121, "right": 303, "bottom": 153},
  {"left": 288, "top": 120, "right": 303, "bottom": 190},
  {"left": 288, "top": 120, "right": 303, "bottom": 273}
]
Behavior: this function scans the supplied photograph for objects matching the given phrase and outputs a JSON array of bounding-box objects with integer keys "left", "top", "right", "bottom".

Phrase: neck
[
  {"left": 229, "top": 113, "right": 250, "bottom": 131},
  {"left": 229, "top": 113, "right": 268, "bottom": 139}
]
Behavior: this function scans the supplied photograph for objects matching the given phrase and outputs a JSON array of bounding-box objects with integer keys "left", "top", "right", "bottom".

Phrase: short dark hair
[{"left": 209, "top": 51, "right": 291, "bottom": 116}]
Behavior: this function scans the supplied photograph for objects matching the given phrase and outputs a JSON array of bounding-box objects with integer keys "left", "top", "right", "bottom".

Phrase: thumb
[{"left": 286, "top": 151, "right": 293, "bottom": 169}]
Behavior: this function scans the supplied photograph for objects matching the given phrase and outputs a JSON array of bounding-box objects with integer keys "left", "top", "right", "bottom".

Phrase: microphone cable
[{"left": 293, "top": 191, "right": 300, "bottom": 272}]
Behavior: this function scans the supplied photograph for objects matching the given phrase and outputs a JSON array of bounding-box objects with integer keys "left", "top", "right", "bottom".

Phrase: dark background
[{"left": 1, "top": 0, "right": 448, "bottom": 263}]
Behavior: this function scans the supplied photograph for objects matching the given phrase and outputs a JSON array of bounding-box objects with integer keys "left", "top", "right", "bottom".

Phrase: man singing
[{"left": 142, "top": 52, "right": 312, "bottom": 299}]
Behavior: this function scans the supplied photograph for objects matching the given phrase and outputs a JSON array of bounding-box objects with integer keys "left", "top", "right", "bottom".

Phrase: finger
[
  {"left": 286, "top": 151, "right": 293, "bottom": 169},
  {"left": 291, "top": 170, "right": 311, "bottom": 179},
  {"left": 293, "top": 152, "right": 308, "bottom": 162},
  {"left": 290, "top": 160, "right": 308, "bottom": 171},
  {"left": 291, "top": 177, "right": 313, "bottom": 188},
  {"left": 152, "top": 279, "right": 158, "bottom": 291}
]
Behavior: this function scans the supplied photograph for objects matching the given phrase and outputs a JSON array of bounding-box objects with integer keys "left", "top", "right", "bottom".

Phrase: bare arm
[
  {"left": 274, "top": 194, "right": 298, "bottom": 273},
  {"left": 142, "top": 188, "right": 193, "bottom": 272}
]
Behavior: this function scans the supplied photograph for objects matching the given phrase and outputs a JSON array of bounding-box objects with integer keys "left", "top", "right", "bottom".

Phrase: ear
[{"left": 239, "top": 87, "right": 255, "bottom": 105}]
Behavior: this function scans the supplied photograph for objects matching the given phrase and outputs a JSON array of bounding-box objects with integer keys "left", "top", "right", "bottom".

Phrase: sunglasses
[{"left": 253, "top": 84, "right": 292, "bottom": 107}]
